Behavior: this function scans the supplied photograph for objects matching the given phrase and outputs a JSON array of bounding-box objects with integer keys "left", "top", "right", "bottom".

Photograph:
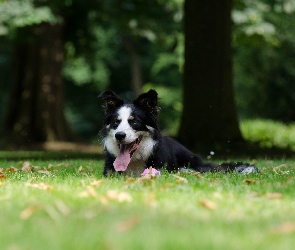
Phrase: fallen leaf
[
  {"left": 22, "top": 161, "right": 37, "bottom": 172},
  {"left": 172, "top": 175, "right": 188, "bottom": 184},
  {"left": 78, "top": 166, "right": 84, "bottom": 172},
  {"left": 38, "top": 170, "right": 51, "bottom": 176},
  {"left": 79, "top": 186, "right": 97, "bottom": 198},
  {"left": 213, "top": 192, "right": 223, "bottom": 199},
  {"left": 248, "top": 192, "right": 260, "bottom": 198},
  {"left": 27, "top": 182, "right": 53, "bottom": 191},
  {"left": 98, "top": 196, "right": 109, "bottom": 205},
  {"left": 79, "top": 191, "right": 90, "bottom": 198},
  {"left": 22, "top": 161, "right": 32, "bottom": 172},
  {"left": 87, "top": 186, "right": 97, "bottom": 197},
  {"left": 5, "top": 166, "right": 19, "bottom": 172},
  {"left": 266, "top": 192, "right": 282, "bottom": 199},
  {"left": 105, "top": 190, "right": 118, "bottom": 199},
  {"left": 0, "top": 173, "right": 6, "bottom": 180},
  {"left": 273, "top": 164, "right": 287, "bottom": 171},
  {"left": 117, "top": 192, "right": 133, "bottom": 203},
  {"left": 243, "top": 179, "right": 257, "bottom": 185},
  {"left": 106, "top": 190, "right": 133, "bottom": 203},
  {"left": 56, "top": 162, "right": 72, "bottom": 167},
  {"left": 0, "top": 182, "right": 4, "bottom": 187},
  {"left": 90, "top": 179, "right": 103, "bottom": 186},
  {"left": 200, "top": 199, "right": 216, "bottom": 210},
  {"left": 192, "top": 172, "right": 203, "bottom": 178},
  {"left": 115, "top": 216, "right": 139, "bottom": 232},
  {"left": 271, "top": 222, "right": 295, "bottom": 234},
  {"left": 137, "top": 173, "right": 153, "bottom": 182},
  {"left": 20, "top": 205, "right": 43, "bottom": 219},
  {"left": 45, "top": 205, "right": 60, "bottom": 221},
  {"left": 55, "top": 200, "right": 71, "bottom": 215}
]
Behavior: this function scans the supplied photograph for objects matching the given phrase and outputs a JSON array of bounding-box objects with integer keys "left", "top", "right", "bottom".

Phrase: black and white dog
[{"left": 98, "top": 89, "right": 258, "bottom": 177}]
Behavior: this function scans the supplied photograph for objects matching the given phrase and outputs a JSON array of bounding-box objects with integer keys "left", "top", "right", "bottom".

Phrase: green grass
[
  {"left": 1, "top": 152, "right": 295, "bottom": 250},
  {"left": 241, "top": 119, "right": 295, "bottom": 150}
]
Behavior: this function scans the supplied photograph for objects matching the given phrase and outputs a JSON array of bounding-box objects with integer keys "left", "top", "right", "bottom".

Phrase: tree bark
[
  {"left": 178, "top": 0, "right": 243, "bottom": 152},
  {"left": 2, "top": 23, "right": 74, "bottom": 145},
  {"left": 122, "top": 36, "right": 143, "bottom": 96}
]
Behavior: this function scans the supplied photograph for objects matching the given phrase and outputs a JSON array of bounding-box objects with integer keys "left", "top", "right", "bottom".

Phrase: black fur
[{"left": 98, "top": 89, "right": 258, "bottom": 176}]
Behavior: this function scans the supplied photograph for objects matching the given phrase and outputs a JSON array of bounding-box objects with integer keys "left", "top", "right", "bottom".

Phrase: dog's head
[{"left": 98, "top": 89, "right": 160, "bottom": 172}]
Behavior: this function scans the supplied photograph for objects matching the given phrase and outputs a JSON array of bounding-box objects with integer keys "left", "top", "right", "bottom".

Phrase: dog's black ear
[
  {"left": 98, "top": 90, "right": 124, "bottom": 114},
  {"left": 133, "top": 89, "right": 160, "bottom": 116}
]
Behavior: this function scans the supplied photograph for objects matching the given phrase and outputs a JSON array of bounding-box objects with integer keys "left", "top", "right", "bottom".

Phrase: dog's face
[{"left": 98, "top": 90, "right": 160, "bottom": 172}]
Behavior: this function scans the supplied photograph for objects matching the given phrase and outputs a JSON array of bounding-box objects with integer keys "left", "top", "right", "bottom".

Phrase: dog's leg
[{"left": 103, "top": 153, "right": 116, "bottom": 176}]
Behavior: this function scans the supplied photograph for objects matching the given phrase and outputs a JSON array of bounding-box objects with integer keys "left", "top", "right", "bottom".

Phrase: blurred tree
[
  {"left": 64, "top": 0, "right": 181, "bottom": 96},
  {"left": 233, "top": 0, "right": 295, "bottom": 123},
  {"left": 0, "top": 41, "right": 13, "bottom": 128},
  {"left": 0, "top": 0, "right": 181, "bottom": 145},
  {"left": 178, "top": 0, "right": 243, "bottom": 151},
  {"left": 0, "top": 1, "right": 74, "bottom": 144},
  {"left": 3, "top": 23, "right": 74, "bottom": 143},
  {"left": 2, "top": 0, "right": 294, "bottom": 147}
]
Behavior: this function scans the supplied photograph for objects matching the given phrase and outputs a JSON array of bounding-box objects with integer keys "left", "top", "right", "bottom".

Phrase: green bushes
[{"left": 240, "top": 119, "right": 295, "bottom": 150}]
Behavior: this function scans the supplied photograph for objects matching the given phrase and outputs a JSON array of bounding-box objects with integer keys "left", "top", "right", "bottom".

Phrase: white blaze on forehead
[
  {"left": 117, "top": 106, "right": 132, "bottom": 121},
  {"left": 115, "top": 106, "right": 138, "bottom": 143}
]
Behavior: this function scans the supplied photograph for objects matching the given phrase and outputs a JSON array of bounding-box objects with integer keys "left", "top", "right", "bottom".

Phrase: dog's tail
[
  {"left": 224, "top": 162, "right": 259, "bottom": 174},
  {"left": 197, "top": 162, "right": 258, "bottom": 174}
]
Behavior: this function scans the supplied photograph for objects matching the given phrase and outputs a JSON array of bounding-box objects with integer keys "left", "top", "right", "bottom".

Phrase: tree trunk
[
  {"left": 2, "top": 23, "right": 74, "bottom": 145},
  {"left": 122, "top": 36, "right": 143, "bottom": 96},
  {"left": 178, "top": 0, "right": 243, "bottom": 152}
]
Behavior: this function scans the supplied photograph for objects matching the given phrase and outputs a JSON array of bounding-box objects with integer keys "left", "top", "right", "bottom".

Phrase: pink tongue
[{"left": 113, "top": 145, "right": 131, "bottom": 171}]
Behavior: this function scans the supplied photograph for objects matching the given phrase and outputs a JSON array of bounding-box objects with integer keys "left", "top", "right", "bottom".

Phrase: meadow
[{"left": 1, "top": 151, "right": 295, "bottom": 250}]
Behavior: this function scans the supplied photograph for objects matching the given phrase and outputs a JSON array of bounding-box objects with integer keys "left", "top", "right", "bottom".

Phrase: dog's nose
[{"left": 115, "top": 132, "right": 126, "bottom": 141}]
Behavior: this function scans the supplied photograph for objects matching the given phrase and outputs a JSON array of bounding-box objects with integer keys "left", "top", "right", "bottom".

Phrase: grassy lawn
[{"left": 1, "top": 151, "right": 295, "bottom": 250}]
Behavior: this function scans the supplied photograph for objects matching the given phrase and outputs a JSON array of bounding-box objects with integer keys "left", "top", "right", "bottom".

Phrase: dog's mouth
[{"left": 113, "top": 137, "right": 142, "bottom": 172}]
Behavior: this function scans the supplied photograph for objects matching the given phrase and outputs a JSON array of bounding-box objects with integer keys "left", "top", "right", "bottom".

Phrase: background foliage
[{"left": 0, "top": 0, "right": 295, "bottom": 144}]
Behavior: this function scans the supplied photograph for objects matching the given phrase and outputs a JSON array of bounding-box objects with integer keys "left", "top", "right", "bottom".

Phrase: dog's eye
[
  {"left": 129, "top": 119, "right": 139, "bottom": 125},
  {"left": 114, "top": 119, "right": 120, "bottom": 125}
]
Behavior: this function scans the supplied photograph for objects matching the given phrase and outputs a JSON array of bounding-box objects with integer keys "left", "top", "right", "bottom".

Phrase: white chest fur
[{"left": 130, "top": 136, "right": 156, "bottom": 161}]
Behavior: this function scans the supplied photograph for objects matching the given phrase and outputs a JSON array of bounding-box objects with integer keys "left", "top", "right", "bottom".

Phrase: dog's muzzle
[{"left": 115, "top": 131, "right": 126, "bottom": 141}]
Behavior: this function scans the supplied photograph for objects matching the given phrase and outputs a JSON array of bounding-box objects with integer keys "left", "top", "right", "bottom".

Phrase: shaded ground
[
  {"left": 0, "top": 142, "right": 103, "bottom": 160},
  {"left": 0, "top": 140, "right": 294, "bottom": 162}
]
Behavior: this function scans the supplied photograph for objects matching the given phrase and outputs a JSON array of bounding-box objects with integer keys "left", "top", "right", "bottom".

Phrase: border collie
[{"left": 98, "top": 89, "right": 258, "bottom": 177}]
